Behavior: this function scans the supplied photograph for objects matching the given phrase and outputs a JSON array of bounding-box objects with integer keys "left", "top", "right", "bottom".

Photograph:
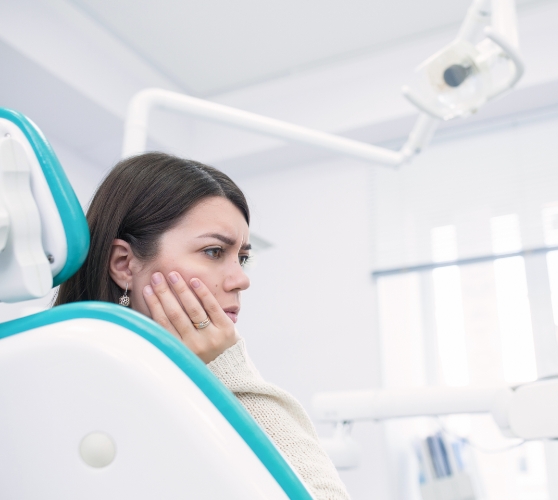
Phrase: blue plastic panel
[
  {"left": 0, "top": 108, "right": 89, "bottom": 285},
  {"left": 0, "top": 302, "right": 313, "bottom": 500}
]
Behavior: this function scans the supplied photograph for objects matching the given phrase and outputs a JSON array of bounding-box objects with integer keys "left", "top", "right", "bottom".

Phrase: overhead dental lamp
[{"left": 403, "top": 0, "right": 524, "bottom": 120}]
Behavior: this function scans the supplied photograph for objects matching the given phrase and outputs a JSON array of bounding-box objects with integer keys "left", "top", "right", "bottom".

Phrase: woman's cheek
[
  {"left": 175, "top": 264, "right": 211, "bottom": 287},
  {"left": 131, "top": 288, "right": 151, "bottom": 316}
]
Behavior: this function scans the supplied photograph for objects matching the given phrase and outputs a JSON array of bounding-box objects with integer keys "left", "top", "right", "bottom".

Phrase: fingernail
[
  {"left": 152, "top": 273, "right": 162, "bottom": 285},
  {"left": 169, "top": 272, "right": 179, "bottom": 284},
  {"left": 190, "top": 278, "right": 200, "bottom": 289},
  {"left": 144, "top": 285, "right": 154, "bottom": 296}
]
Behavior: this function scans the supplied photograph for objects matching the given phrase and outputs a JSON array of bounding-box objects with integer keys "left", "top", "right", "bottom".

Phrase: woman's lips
[{"left": 225, "top": 311, "right": 238, "bottom": 323}]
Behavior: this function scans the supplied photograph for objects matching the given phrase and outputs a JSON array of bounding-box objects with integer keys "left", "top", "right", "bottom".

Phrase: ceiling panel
[{"left": 70, "top": 0, "right": 546, "bottom": 96}]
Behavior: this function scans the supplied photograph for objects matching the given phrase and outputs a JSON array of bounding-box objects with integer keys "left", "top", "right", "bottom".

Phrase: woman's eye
[
  {"left": 204, "top": 247, "right": 223, "bottom": 259},
  {"left": 239, "top": 254, "right": 253, "bottom": 267}
]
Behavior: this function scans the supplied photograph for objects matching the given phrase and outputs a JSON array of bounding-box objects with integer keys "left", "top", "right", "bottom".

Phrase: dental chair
[{"left": 0, "top": 108, "right": 312, "bottom": 499}]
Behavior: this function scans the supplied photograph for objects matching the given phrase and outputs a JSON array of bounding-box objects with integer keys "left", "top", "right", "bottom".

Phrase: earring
[{"left": 119, "top": 283, "right": 130, "bottom": 307}]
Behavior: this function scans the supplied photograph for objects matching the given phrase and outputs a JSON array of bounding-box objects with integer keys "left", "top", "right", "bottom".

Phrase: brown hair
[{"left": 55, "top": 152, "right": 249, "bottom": 305}]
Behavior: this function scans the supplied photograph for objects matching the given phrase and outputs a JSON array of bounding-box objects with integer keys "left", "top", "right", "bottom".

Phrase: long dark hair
[{"left": 55, "top": 152, "right": 249, "bottom": 305}]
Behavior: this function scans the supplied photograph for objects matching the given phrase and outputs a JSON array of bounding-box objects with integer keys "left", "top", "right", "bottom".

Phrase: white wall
[
  {"left": 372, "top": 112, "right": 558, "bottom": 270},
  {"left": 236, "top": 159, "right": 391, "bottom": 499}
]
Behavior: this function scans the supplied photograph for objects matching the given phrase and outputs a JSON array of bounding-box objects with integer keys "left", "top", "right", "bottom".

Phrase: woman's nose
[{"left": 224, "top": 260, "right": 251, "bottom": 292}]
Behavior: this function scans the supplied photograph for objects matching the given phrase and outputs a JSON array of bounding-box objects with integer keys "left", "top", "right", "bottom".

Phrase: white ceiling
[
  {"left": 1, "top": 0, "right": 557, "bottom": 177},
  {"left": 69, "top": 0, "right": 544, "bottom": 96}
]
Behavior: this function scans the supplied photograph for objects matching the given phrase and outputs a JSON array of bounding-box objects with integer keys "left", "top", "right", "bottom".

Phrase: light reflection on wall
[
  {"left": 490, "top": 214, "right": 537, "bottom": 385},
  {"left": 431, "top": 225, "right": 469, "bottom": 387}
]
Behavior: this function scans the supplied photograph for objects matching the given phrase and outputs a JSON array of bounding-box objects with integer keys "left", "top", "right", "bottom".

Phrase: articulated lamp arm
[
  {"left": 310, "top": 379, "right": 558, "bottom": 469},
  {"left": 122, "top": 88, "right": 438, "bottom": 167},
  {"left": 312, "top": 377, "right": 558, "bottom": 441}
]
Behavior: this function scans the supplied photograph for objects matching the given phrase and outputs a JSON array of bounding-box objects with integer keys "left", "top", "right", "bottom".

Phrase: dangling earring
[{"left": 119, "top": 283, "right": 130, "bottom": 307}]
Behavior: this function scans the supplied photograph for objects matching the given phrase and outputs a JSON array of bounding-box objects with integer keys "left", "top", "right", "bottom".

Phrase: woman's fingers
[
  {"left": 148, "top": 272, "right": 196, "bottom": 335},
  {"left": 142, "top": 283, "right": 183, "bottom": 340},
  {"left": 188, "top": 277, "right": 230, "bottom": 328},
  {"left": 167, "top": 272, "right": 209, "bottom": 325},
  {"left": 143, "top": 271, "right": 238, "bottom": 363},
  {"left": 186, "top": 277, "right": 239, "bottom": 361}
]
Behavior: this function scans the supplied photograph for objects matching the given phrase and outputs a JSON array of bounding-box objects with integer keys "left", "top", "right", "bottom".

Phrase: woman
[{"left": 55, "top": 152, "right": 350, "bottom": 499}]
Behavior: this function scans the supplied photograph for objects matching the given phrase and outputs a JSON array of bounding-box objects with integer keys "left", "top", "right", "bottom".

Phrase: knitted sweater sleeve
[{"left": 207, "top": 339, "right": 350, "bottom": 500}]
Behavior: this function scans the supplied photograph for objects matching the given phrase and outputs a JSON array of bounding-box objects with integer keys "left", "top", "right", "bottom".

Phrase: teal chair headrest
[{"left": 0, "top": 108, "right": 89, "bottom": 286}]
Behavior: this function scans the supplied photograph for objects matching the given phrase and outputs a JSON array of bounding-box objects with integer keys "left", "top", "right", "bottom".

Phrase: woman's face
[{"left": 129, "top": 196, "right": 251, "bottom": 322}]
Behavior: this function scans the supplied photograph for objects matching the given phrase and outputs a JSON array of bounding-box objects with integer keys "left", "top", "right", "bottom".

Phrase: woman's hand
[{"left": 142, "top": 271, "right": 239, "bottom": 363}]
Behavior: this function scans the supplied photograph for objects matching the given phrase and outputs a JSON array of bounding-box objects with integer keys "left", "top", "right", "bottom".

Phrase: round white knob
[{"left": 79, "top": 432, "right": 116, "bottom": 468}]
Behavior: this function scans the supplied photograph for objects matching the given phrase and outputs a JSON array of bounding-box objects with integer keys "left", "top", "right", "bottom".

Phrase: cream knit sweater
[{"left": 207, "top": 339, "right": 350, "bottom": 500}]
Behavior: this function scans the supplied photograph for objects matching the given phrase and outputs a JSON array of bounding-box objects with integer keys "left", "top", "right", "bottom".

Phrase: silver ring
[{"left": 193, "top": 317, "right": 211, "bottom": 330}]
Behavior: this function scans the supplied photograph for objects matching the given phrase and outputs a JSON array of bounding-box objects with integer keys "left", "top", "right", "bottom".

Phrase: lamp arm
[
  {"left": 122, "top": 88, "right": 407, "bottom": 167},
  {"left": 491, "top": 0, "right": 519, "bottom": 48},
  {"left": 456, "top": 0, "right": 492, "bottom": 43},
  {"left": 400, "top": 113, "right": 440, "bottom": 158},
  {"left": 313, "top": 377, "right": 558, "bottom": 441},
  {"left": 312, "top": 386, "right": 506, "bottom": 422}
]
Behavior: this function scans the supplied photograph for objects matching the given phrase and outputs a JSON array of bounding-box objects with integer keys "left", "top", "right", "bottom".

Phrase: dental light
[{"left": 403, "top": 0, "right": 524, "bottom": 120}]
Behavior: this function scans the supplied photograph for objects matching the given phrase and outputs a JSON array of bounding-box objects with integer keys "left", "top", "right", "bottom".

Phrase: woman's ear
[{"left": 109, "top": 239, "right": 135, "bottom": 289}]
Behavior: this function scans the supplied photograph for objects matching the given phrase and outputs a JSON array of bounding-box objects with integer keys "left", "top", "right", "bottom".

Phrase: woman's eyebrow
[{"left": 197, "top": 232, "right": 252, "bottom": 251}]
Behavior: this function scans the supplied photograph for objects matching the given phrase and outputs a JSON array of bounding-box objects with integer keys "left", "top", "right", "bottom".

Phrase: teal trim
[
  {"left": 0, "top": 108, "right": 89, "bottom": 285},
  {"left": 0, "top": 302, "right": 313, "bottom": 500}
]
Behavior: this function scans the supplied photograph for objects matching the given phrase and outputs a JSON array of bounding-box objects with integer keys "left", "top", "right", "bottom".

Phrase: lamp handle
[{"left": 484, "top": 27, "right": 525, "bottom": 98}]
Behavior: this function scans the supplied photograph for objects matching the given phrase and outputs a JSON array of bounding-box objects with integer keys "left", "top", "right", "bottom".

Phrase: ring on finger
[{"left": 193, "top": 317, "right": 211, "bottom": 330}]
